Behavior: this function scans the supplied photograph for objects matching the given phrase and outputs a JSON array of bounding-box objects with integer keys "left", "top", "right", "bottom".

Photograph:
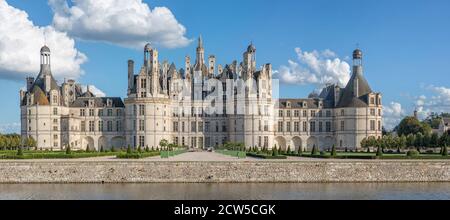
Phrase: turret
[
  {"left": 208, "top": 55, "right": 216, "bottom": 77},
  {"left": 128, "top": 60, "right": 134, "bottom": 94}
]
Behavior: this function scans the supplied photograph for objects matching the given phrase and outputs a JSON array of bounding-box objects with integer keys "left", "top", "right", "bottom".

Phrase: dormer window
[
  {"left": 107, "top": 99, "right": 113, "bottom": 107},
  {"left": 287, "top": 102, "right": 291, "bottom": 108},
  {"left": 89, "top": 100, "right": 94, "bottom": 107}
]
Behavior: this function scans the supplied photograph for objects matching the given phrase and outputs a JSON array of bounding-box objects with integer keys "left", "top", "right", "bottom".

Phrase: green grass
[
  {"left": 246, "top": 152, "right": 287, "bottom": 159},
  {"left": 160, "top": 149, "right": 188, "bottom": 158},
  {"left": 286, "top": 151, "right": 450, "bottom": 160}
]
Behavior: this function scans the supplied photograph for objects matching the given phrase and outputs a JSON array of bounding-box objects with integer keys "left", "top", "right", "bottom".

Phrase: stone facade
[
  {"left": 20, "top": 38, "right": 382, "bottom": 151},
  {"left": 1, "top": 160, "right": 449, "bottom": 183}
]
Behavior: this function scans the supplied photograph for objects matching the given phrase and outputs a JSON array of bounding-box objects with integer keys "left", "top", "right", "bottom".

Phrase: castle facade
[{"left": 20, "top": 38, "right": 382, "bottom": 151}]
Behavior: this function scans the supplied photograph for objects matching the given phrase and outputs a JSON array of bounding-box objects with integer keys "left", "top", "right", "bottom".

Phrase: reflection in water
[{"left": 0, "top": 183, "right": 449, "bottom": 200}]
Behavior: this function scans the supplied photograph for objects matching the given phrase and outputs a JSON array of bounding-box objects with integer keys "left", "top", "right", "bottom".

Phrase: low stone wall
[{"left": 1, "top": 160, "right": 450, "bottom": 183}]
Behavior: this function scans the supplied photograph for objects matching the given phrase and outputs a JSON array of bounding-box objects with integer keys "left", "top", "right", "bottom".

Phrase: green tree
[
  {"left": 127, "top": 145, "right": 132, "bottom": 154},
  {"left": 331, "top": 144, "right": 337, "bottom": 157},
  {"left": 443, "top": 145, "right": 448, "bottom": 157},
  {"left": 311, "top": 144, "right": 318, "bottom": 155},
  {"left": 430, "top": 133, "right": 439, "bottom": 148},
  {"left": 272, "top": 146, "right": 278, "bottom": 156},
  {"left": 297, "top": 146, "right": 303, "bottom": 156},
  {"left": 160, "top": 139, "right": 168, "bottom": 150},
  {"left": 397, "top": 116, "right": 431, "bottom": 136},
  {"left": 406, "top": 134, "right": 416, "bottom": 148},
  {"left": 376, "top": 145, "right": 383, "bottom": 157},
  {"left": 65, "top": 145, "right": 71, "bottom": 155},
  {"left": 100, "top": 146, "right": 104, "bottom": 152},
  {"left": 17, "top": 146, "right": 24, "bottom": 156}
]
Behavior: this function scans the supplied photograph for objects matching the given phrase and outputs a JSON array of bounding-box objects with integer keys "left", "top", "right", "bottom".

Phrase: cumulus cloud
[
  {"left": 275, "top": 47, "right": 351, "bottom": 88},
  {"left": 383, "top": 102, "right": 406, "bottom": 130},
  {"left": 49, "top": 0, "right": 192, "bottom": 49},
  {"left": 0, "top": 122, "right": 20, "bottom": 134},
  {"left": 81, "top": 85, "right": 106, "bottom": 97},
  {"left": 0, "top": 0, "right": 87, "bottom": 81},
  {"left": 415, "top": 85, "right": 450, "bottom": 119}
]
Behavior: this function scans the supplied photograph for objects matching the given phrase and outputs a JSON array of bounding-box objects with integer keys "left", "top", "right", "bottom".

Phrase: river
[{"left": 1, "top": 183, "right": 450, "bottom": 200}]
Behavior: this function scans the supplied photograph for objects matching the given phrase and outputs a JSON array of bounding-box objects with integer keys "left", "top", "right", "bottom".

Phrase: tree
[
  {"left": 100, "top": 146, "right": 104, "bottom": 152},
  {"left": 430, "top": 133, "right": 439, "bottom": 148},
  {"left": 397, "top": 116, "right": 431, "bottom": 136},
  {"left": 406, "top": 134, "right": 416, "bottom": 148},
  {"left": 376, "top": 145, "right": 383, "bottom": 157},
  {"left": 160, "top": 139, "right": 169, "bottom": 151},
  {"left": 111, "top": 146, "right": 116, "bottom": 152},
  {"left": 17, "top": 146, "right": 23, "bottom": 156},
  {"left": 311, "top": 144, "right": 318, "bottom": 155},
  {"left": 287, "top": 145, "right": 291, "bottom": 154},
  {"left": 415, "top": 133, "right": 424, "bottom": 148},
  {"left": 127, "top": 145, "right": 132, "bottom": 154},
  {"left": 138, "top": 145, "right": 142, "bottom": 153},
  {"left": 65, "top": 145, "right": 71, "bottom": 155},
  {"left": 443, "top": 145, "right": 448, "bottom": 157},
  {"left": 297, "top": 146, "right": 303, "bottom": 156},
  {"left": 331, "top": 145, "right": 337, "bottom": 157},
  {"left": 272, "top": 146, "right": 278, "bottom": 156}
]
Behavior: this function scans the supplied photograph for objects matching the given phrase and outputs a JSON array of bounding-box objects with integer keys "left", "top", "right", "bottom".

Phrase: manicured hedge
[
  {"left": 116, "top": 151, "right": 160, "bottom": 159},
  {"left": 0, "top": 152, "right": 119, "bottom": 160},
  {"left": 160, "top": 149, "right": 187, "bottom": 158},
  {"left": 247, "top": 153, "right": 287, "bottom": 159},
  {"left": 216, "top": 150, "right": 247, "bottom": 159}
]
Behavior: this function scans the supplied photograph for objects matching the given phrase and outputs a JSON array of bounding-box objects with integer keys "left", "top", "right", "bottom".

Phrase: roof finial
[{"left": 198, "top": 35, "right": 203, "bottom": 48}]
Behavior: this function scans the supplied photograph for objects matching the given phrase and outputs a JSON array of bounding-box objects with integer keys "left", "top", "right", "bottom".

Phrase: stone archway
[
  {"left": 274, "top": 136, "right": 287, "bottom": 150},
  {"left": 98, "top": 136, "right": 107, "bottom": 151},
  {"left": 111, "top": 136, "right": 125, "bottom": 149},
  {"left": 82, "top": 136, "right": 95, "bottom": 151},
  {"left": 291, "top": 136, "right": 303, "bottom": 151},
  {"left": 307, "top": 136, "right": 318, "bottom": 151}
]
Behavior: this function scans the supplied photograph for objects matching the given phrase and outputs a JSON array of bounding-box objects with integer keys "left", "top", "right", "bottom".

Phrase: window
[
  {"left": 173, "top": 122, "right": 179, "bottom": 132},
  {"left": 378, "top": 120, "right": 381, "bottom": 131},
  {"left": 107, "top": 109, "right": 113, "bottom": 116},
  {"left": 88, "top": 121, "right": 94, "bottom": 132},
  {"left": 340, "top": 121, "right": 345, "bottom": 131},
  {"left": 116, "top": 121, "right": 121, "bottom": 132},
  {"left": 198, "top": 122, "right": 203, "bottom": 132},
  {"left": 319, "top": 121, "right": 323, "bottom": 132},
  {"left": 286, "top": 122, "right": 291, "bottom": 132},
  {"left": 278, "top": 121, "right": 283, "bottom": 132},
  {"left": 182, "top": 122, "right": 185, "bottom": 132},
  {"left": 222, "top": 122, "right": 227, "bottom": 132},
  {"left": 303, "top": 110, "right": 307, "bottom": 117},
  {"left": 278, "top": 110, "right": 283, "bottom": 117},
  {"left": 370, "top": 109, "right": 376, "bottom": 116},
  {"left": 52, "top": 95, "right": 58, "bottom": 104},
  {"left": 318, "top": 111, "right": 322, "bottom": 117},
  {"left": 139, "top": 120, "right": 145, "bottom": 131},
  {"left": 264, "top": 120, "right": 269, "bottom": 131},
  {"left": 98, "top": 121, "right": 103, "bottom": 131},
  {"left": 370, "top": 120, "right": 376, "bottom": 131},
  {"left": 258, "top": 136, "right": 262, "bottom": 147},
  {"left": 139, "top": 105, "right": 145, "bottom": 116},
  {"left": 264, "top": 106, "right": 269, "bottom": 116},
  {"left": 107, "top": 121, "right": 113, "bottom": 132},
  {"left": 53, "top": 119, "right": 58, "bottom": 124},
  {"left": 370, "top": 97, "right": 375, "bottom": 105},
  {"left": 140, "top": 78, "right": 147, "bottom": 89},
  {"left": 133, "top": 105, "right": 137, "bottom": 115},
  {"left": 310, "top": 110, "right": 316, "bottom": 117},
  {"left": 81, "top": 121, "right": 86, "bottom": 132},
  {"left": 294, "top": 110, "right": 299, "bottom": 117},
  {"left": 205, "top": 122, "right": 210, "bottom": 132},
  {"left": 116, "top": 109, "right": 122, "bottom": 116},
  {"left": 191, "top": 121, "right": 197, "bottom": 132},
  {"left": 294, "top": 122, "right": 300, "bottom": 132},
  {"left": 310, "top": 121, "right": 316, "bottom": 132},
  {"left": 258, "top": 120, "right": 262, "bottom": 131},
  {"left": 139, "top": 136, "right": 145, "bottom": 147},
  {"left": 326, "top": 110, "right": 331, "bottom": 117},
  {"left": 53, "top": 126, "right": 58, "bottom": 131},
  {"left": 53, "top": 108, "right": 58, "bottom": 115},
  {"left": 341, "top": 109, "right": 345, "bottom": 116},
  {"left": 326, "top": 121, "right": 331, "bottom": 132},
  {"left": 303, "top": 121, "right": 307, "bottom": 132},
  {"left": 89, "top": 109, "right": 94, "bottom": 116},
  {"left": 378, "top": 109, "right": 382, "bottom": 116},
  {"left": 264, "top": 136, "right": 269, "bottom": 148},
  {"left": 98, "top": 109, "right": 103, "bottom": 116},
  {"left": 80, "top": 109, "right": 85, "bottom": 116},
  {"left": 286, "top": 110, "right": 291, "bottom": 117}
]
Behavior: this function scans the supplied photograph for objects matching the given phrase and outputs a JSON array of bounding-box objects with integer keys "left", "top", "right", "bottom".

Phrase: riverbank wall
[{"left": 1, "top": 160, "right": 450, "bottom": 183}]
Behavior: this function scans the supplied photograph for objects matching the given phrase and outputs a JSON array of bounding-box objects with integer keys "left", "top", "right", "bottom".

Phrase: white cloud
[
  {"left": 0, "top": 122, "right": 20, "bottom": 134},
  {"left": 414, "top": 85, "right": 450, "bottom": 119},
  {"left": 383, "top": 102, "right": 406, "bottom": 130},
  {"left": 275, "top": 47, "right": 351, "bottom": 88},
  {"left": 81, "top": 85, "right": 106, "bottom": 97},
  {"left": 0, "top": 0, "right": 87, "bottom": 81},
  {"left": 49, "top": 0, "right": 192, "bottom": 49}
]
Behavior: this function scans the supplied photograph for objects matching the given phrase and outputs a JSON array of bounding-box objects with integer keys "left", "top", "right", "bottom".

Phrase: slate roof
[
  {"left": 336, "top": 70, "right": 372, "bottom": 108},
  {"left": 69, "top": 97, "right": 125, "bottom": 108}
]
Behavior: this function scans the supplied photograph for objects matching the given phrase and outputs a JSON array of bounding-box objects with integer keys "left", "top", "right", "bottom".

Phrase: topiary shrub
[
  {"left": 111, "top": 146, "right": 116, "bottom": 152},
  {"left": 297, "top": 146, "right": 303, "bottom": 156},
  {"left": 407, "top": 150, "right": 420, "bottom": 157},
  {"left": 17, "top": 146, "right": 23, "bottom": 156},
  {"left": 272, "top": 146, "right": 279, "bottom": 156},
  {"left": 127, "top": 145, "right": 132, "bottom": 154},
  {"left": 376, "top": 146, "right": 383, "bottom": 157},
  {"left": 443, "top": 145, "right": 448, "bottom": 157},
  {"left": 100, "top": 146, "right": 104, "bottom": 152},
  {"left": 65, "top": 146, "right": 71, "bottom": 155},
  {"left": 311, "top": 144, "right": 318, "bottom": 155},
  {"left": 331, "top": 145, "right": 337, "bottom": 157}
]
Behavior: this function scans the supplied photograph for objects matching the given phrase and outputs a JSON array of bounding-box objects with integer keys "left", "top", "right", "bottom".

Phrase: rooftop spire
[{"left": 198, "top": 35, "right": 203, "bottom": 48}]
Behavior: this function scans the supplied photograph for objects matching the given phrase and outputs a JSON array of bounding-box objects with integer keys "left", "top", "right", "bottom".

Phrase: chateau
[{"left": 20, "top": 37, "right": 383, "bottom": 151}]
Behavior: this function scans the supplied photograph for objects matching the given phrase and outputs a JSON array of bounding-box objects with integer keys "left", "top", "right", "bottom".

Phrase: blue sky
[{"left": 0, "top": 0, "right": 450, "bottom": 133}]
